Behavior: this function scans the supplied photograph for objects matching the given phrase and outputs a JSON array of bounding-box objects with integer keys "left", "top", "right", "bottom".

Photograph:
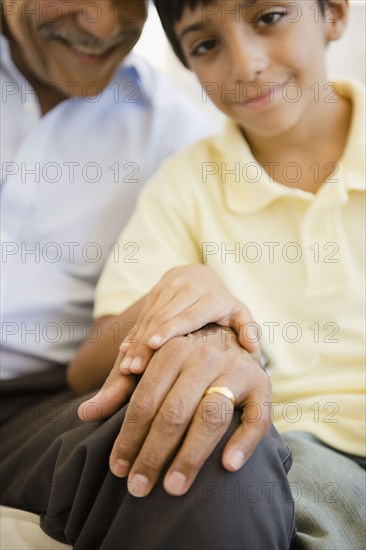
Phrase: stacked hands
[{"left": 78, "top": 265, "right": 271, "bottom": 497}]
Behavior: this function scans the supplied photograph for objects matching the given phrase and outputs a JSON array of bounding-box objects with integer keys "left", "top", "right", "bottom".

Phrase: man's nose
[{"left": 76, "top": 1, "right": 120, "bottom": 39}]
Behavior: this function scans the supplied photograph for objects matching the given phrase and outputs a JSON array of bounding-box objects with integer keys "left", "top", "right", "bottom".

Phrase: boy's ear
[{"left": 324, "top": 0, "right": 349, "bottom": 43}]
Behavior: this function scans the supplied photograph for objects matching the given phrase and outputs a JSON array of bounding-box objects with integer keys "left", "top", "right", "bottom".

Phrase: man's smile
[{"left": 39, "top": 26, "right": 139, "bottom": 59}]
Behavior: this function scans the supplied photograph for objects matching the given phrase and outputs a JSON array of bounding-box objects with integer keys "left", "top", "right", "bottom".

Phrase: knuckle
[
  {"left": 164, "top": 266, "right": 180, "bottom": 278},
  {"left": 150, "top": 285, "right": 160, "bottom": 298},
  {"left": 134, "top": 395, "right": 156, "bottom": 423},
  {"left": 157, "top": 308, "right": 173, "bottom": 324},
  {"left": 115, "top": 436, "right": 134, "bottom": 457},
  {"left": 247, "top": 359, "right": 270, "bottom": 384},
  {"left": 178, "top": 452, "right": 201, "bottom": 472},
  {"left": 158, "top": 321, "right": 174, "bottom": 338},
  {"left": 159, "top": 336, "right": 186, "bottom": 355},
  {"left": 136, "top": 451, "right": 162, "bottom": 473},
  {"left": 143, "top": 312, "right": 166, "bottom": 330},
  {"left": 196, "top": 345, "right": 218, "bottom": 364},
  {"left": 139, "top": 313, "right": 155, "bottom": 327},
  {"left": 180, "top": 308, "right": 199, "bottom": 323},
  {"left": 182, "top": 281, "right": 195, "bottom": 293},
  {"left": 165, "top": 272, "right": 184, "bottom": 287},
  {"left": 135, "top": 342, "right": 153, "bottom": 355},
  {"left": 201, "top": 403, "right": 227, "bottom": 430},
  {"left": 159, "top": 401, "right": 187, "bottom": 430}
]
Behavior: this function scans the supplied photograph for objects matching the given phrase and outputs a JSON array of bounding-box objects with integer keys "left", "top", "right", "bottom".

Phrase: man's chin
[
  {"left": 53, "top": 70, "right": 117, "bottom": 99},
  {"left": 37, "top": 38, "right": 133, "bottom": 99}
]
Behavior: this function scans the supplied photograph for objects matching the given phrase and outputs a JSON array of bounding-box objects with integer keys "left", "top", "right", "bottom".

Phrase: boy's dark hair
[{"left": 154, "top": 0, "right": 330, "bottom": 68}]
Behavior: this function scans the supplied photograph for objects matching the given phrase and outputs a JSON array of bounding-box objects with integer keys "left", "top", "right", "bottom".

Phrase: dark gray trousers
[{"left": 0, "top": 370, "right": 295, "bottom": 550}]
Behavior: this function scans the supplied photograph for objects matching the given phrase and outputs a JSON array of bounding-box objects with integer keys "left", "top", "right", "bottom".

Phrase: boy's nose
[
  {"left": 76, "top": 1, "right": 120, "bottom": 39},
  {"left": 229, "top": 35, "right": 269, "bottom": 83}
]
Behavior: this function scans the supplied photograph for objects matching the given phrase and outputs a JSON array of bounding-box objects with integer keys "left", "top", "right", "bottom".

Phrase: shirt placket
[{"left": 301, "top": 181, "right": 347, "bottom": 295}]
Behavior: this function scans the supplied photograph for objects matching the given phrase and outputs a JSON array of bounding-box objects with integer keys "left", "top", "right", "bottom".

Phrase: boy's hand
[
  {"left": 119, "top": 264, "right": 259, "bottom": 375},
  {"left": 79, "top": 326, "right": 270, "bottom": 498}
]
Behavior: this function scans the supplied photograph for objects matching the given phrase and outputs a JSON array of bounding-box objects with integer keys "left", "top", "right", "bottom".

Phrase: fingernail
[
  {"left": 111, "top": 459, "right": 130, "bottom": 477},
  {"left": 165, "top": 471, "right": 187, "bottom": 496},
  {"left": 120, "top": 357, "right": 132, "bottom": 371},
  {"left": 119, "top": 341, "right": 130, "bottom": 351},
  {"left": 229, "top": 450, "right": 245, "bottom": 470},
  {"left": 130, "top": 357, "right": 142, "bottom": 373},
  {"left": 78, "top": 397, "right": 102, "bottom": 422},
  {"left": 148, "top": 335, "right": 162, "bottom": 346},
  {"left": 128, "top": 474, "right": 150, "bottom": 497}
]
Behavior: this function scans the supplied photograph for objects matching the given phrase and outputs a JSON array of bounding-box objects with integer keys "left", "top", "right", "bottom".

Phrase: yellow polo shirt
[{"left": 95, "top": 79, "right": 365, "bottom": 456}]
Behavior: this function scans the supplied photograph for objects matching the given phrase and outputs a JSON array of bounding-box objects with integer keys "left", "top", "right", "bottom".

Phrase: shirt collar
[
  {"left": 118, "top": 51, "right": 153, "bottom": 105},
  {"left": 213, "top": 121, "right": 310, "bottom": 215},
  {"left": 213, "top": 78, "right": 365, "bottom": 215},
  {"left": 335, "top": 78, "right": 365, "bottom": 192}
]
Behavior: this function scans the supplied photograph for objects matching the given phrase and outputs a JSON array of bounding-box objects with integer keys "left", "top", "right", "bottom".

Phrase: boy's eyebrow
[
  {"left": 179, "top": 22, "right": 207, "bottom": 39},
  {"left": 178, "top": 0, "right": 259, "bottom": 39}
]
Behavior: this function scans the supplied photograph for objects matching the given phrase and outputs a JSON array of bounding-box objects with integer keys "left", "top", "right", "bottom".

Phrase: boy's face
[
  {"left": 2, "top": 0, "right": 147, "bottom": 97},
  {"left": 175, "top": 0, "right": 348, "bottom": 139}
]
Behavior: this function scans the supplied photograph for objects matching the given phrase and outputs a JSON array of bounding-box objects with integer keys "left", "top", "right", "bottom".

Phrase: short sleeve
[{"left": 93, "top": 160, "right": 201, "bottom": 318}]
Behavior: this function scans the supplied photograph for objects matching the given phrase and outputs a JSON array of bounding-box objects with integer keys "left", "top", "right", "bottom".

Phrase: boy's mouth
[{"left": 232, "top": 79, "right": 291, "bottom": 110}]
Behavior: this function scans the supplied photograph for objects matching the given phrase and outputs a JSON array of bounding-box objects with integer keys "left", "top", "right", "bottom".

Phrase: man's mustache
[{"left": 39, "top": 24, "right": 138, "bottom": 55}]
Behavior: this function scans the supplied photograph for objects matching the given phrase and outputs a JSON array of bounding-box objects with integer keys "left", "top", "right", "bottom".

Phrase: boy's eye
[
  {"left": 191, "top": 38, "right": 218, "bottom": 57},
  {"left": 257, "top": 11, "right": 286, "bottom": 27}
]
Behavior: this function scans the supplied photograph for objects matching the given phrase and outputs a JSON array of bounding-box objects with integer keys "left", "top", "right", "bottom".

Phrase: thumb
[
  {"left": 229, "top": 307, "right": 260, "bottom": 353},
  {"left": 78, "top": 355, "right": 136, "bottom": 422}
]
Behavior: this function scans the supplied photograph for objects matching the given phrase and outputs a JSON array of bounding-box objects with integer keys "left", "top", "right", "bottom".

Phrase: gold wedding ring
[{"left": 204, "top": 386, "right": 237, "bottom": 407}]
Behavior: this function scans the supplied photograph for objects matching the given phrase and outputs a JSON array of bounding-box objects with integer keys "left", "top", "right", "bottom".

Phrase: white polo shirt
[{"left": 0, "top": 35, "right": 220, "bottom": 379}]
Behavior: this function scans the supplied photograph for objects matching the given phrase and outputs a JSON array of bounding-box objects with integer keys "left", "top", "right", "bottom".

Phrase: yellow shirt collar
[{"left": 213, "top": 78, "right": 365, "bottom": 215}]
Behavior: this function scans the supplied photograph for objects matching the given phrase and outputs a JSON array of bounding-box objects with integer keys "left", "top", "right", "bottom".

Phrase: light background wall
[{"left": 134, "top": 1, "right": 365, "bottom": 118}]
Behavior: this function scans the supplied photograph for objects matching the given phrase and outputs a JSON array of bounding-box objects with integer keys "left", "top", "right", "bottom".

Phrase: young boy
[{"left": 74, "top": 0, "right": 364, "bottom": 547}]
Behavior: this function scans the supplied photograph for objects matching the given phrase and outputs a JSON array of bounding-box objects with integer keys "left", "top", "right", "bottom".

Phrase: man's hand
[
  {"left": 80, "top": 326, "right": 271, "bottom": 498},
  {"left": 77, "top": 348, "right": 138, "bottom": 420},
  {"left": 119, "top": 264, "right": 259, "bottom": 375}
]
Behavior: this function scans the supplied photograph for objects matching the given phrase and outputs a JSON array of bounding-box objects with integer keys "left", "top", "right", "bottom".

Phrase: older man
[{"left": 1, "top": 0, "right": 216, "bottom": 383}]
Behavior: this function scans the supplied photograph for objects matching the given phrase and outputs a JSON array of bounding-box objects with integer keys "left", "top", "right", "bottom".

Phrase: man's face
[{"left": 2, "top": 0, "right": 147, "bottom": 97}]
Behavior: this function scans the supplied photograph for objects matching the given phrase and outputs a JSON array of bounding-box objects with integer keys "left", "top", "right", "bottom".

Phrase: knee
[{"left": 146, "top": 415, "right": 296, "bottom": 550}]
